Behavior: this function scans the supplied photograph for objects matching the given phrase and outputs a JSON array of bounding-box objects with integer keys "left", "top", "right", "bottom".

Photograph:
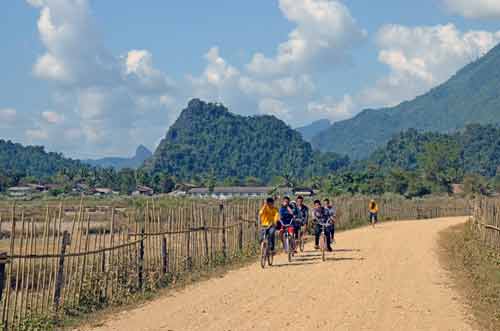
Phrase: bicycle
[
  {"left": 296, "top": 220, "right": 306, "bottom": 253},
  {"left": 317, "top": 221, "right": 331, "bottom": 262},
  {"left": 260, "top": 229, "right": 274, "bottom": 269},
  {"left": 280, "top": 221, "right": 296, "bottom": 263},
  {"left": 370, "top": 213, "right": 377, "bottom": 228}
]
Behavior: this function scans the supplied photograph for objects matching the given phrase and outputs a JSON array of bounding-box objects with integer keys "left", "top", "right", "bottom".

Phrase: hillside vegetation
[
  {"left": 145, "top": 99, "right": 347, "bottom": 183},
  {"left": 313, "top": 43, "right": 500, "bottom": 159},
  {"left": 0, "top": 139, "right": 83, "bottom": 180},
  {"left": 320, "top": 124, "right": 500, "bottom": 197}
]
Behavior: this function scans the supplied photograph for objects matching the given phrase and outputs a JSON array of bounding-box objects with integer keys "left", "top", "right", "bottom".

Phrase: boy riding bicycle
[
  {"left": 313, "top": 200, "right": 333, "bottom": 252},
  {"left": 279, "top": 196, "right": 296, "bottom": 250},
  {"left": 295, "top": 195, "right": 309, "bottom": 236},
  {"left": 259, "top": 197, "right": 279, "bottom": 253}
]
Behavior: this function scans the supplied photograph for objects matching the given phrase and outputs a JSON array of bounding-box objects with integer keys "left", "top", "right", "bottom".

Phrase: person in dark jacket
[
  {"left": 278, "top": 196, "right": 295, "bottom": 248},
  {"left": 295, "top": 195, "right": 309, "bottom": 235},
  {"left": 313, "top": 200, "right": 332, "bottom": 251}
]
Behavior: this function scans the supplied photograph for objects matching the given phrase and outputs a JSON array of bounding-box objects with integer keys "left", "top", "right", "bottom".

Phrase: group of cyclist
[{"left": 259, "top": 195, "right": 378, "bottom": 256}]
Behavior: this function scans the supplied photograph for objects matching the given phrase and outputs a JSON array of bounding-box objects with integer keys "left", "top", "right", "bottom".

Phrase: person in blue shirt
[{"left": 278, "top": 196, "right": 295, "bottom": 249}]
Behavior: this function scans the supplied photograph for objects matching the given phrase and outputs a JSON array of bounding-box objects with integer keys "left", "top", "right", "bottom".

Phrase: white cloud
[
  {"left": 27, "top": 0, "right": 177, "bottom": 157},
  {"left": 258, "top": 98, "right": 291, "bottom": 120},
  {"left": 307, "top": 95, "right": 355, "bottom": 122},
  {"left": 0, "top": 108, "right": 17, "bottom": 126},
  {"left": 247, "top": 0, "right": 365, "bottom": 76},
  {"left": 187, "top": 1, "right": 364, "bottom": 126},
  {"left": 444, "top": 0, "right": 500, "bottom": 19},
  {"left": 357, "top": 23, "right": 500, "bottom": 109},
  {"left": 42, "top": 111, "right": 64, "bottom": 124}
]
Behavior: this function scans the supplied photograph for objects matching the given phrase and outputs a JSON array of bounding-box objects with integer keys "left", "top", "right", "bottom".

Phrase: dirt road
[{"left": 82, "top": 217, "right": 474, "bottom": 331}]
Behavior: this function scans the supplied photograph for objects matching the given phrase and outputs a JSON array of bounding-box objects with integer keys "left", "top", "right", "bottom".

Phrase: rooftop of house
[{"left": 188, "top": 186, "right": 292, "bottom": 194}]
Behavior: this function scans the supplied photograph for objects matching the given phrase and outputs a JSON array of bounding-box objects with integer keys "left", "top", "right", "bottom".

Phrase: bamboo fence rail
[
  {"left": 471, "top": 198, "right": 500, "bottom": 250},
  {"left": 0, "top": 196, "right": 471, "bottom": 330}
]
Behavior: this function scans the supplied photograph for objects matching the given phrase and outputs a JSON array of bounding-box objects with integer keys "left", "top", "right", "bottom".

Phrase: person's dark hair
[
  {"left": 370, "top": 202, "right": 375, "bottom": 209},
  {"left": 296, "top": 195, "right": 304, "bottom": 200},
  {"left": 266, "top": 197, "right": 274, "bottom": 204},
  {"left": 314, "top": 199, "right": 321, "bottom": 205},
  {"left": 323, "top": 198, "right": 330, "bottom": 203},
  {"left": 283, "top": 196, "right": 290, "bottom": 201}
]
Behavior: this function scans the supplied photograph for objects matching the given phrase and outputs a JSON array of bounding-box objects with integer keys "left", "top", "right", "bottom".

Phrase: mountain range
[
  {"left": 312, "top": 43, "right": 500, "bottom": 159},
  {"left": 296, "top": 119, "right": 330, "bottom": 142},
  {"left": 83, "top": 145, "right": 152, "bottom": 170}
]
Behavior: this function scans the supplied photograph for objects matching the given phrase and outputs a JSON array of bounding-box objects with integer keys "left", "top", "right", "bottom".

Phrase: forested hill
[
  {"left": 146, "top": 99, "right": 345, "bottom": 182},
  {"left": 0, "top": 139, "right": 83, "bottom": 179},
  {"left": 367, "top": 124, "right": 500, "bottom": 178},
  {"left": 313, "top": 42, "right": 500, "bottom": 159}
]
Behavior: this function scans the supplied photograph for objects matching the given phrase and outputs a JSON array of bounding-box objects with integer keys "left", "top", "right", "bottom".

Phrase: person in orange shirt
[
  {"left": 259, "top": 197, "right": 279, "bottom": 253},
  {"left": 369, "top": 199, "right": 379, "bottom": 225}
]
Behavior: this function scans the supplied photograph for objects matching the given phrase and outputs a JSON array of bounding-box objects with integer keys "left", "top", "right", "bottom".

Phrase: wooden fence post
[
  {"left": 161, "top": 236, "right": 168, "bottom": 275},
  {"left": 186, "top": 229, "right": 192, "bottom": 271},
  {"left": 100, "top": 250, "right": 106, "bottom": 301},
  {"left": 0, "top": 252, "right": 7, "bottom": 304},
  {"left": 203, "top": 218, "right": 209, "bottom": 264},
  {"left": 238, "top": 222, "right": 243, "bottom": 252},
  {"left": 220, "top": 204, "right": 227, "bottom": 260},
  {"left": 138, "top": 228, "right": 145, "bottom": 290},
  {"left": 54, "top": 231, "right": 71, "bottom": 312}
]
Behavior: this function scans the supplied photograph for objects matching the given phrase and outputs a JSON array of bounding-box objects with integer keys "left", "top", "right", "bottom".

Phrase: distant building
[
  {"left": 7, "top": 186, "right": 34, "bottom": 197},
  {"left": 188, "top": 186, "right": 292, "bottom": 199},
  {"left": 293, "top": 187, "right": 315, "bottom": 197},
  {"left": 167, "top": 190, "right": 187, "bottom": 197},
  {"left": 132, "top": 185, "right": 154, "bottom": 196},
  {"left": 93, "top": 188, "right": 114, "bottom": 196},
  {"left": 26, "top": 183, "right": 48, "bottom": 192}
]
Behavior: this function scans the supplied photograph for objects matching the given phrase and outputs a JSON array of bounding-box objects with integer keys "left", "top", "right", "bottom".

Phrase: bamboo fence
[
  {"left": 471, "top": 198, "right": 500, "bottom": 250},
  {"left": 0, "top": 199, "right": 260, "bottom": 330},
  {"left": 0, "top": 196, "right": 471, "bottom": 330}
]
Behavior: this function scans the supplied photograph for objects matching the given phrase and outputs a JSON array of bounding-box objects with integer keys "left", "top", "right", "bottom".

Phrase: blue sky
[{"left": 1, "top": 0, "right": 500, "bottom": 158}]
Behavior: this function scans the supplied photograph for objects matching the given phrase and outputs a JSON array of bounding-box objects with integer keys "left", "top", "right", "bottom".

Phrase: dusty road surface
[{"left": 81, "top": 217, "right": 474, "bottom": 331}]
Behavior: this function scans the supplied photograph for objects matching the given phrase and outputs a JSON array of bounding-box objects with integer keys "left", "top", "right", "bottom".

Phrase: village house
[
  {"left": 132, "top": 185, "right": 154, "bottom": 196},
  {"left": 93, "top": 188, "right": 114, "bottom": 196},
  {"left": 188, "top": 186, "right": 293, "bottom": 199},
  {"left": 7, "top": 186, "right": 34, "bottom": 197}
]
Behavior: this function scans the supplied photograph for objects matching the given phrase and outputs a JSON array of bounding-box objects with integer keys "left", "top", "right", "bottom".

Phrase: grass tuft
[{"left": 439, "top": 222, "right": 500, "bottom": 331}]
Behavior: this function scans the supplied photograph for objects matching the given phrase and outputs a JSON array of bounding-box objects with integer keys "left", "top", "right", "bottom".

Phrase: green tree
[{"left": 118, "top": 168, "right": 136, "bottom": 195}]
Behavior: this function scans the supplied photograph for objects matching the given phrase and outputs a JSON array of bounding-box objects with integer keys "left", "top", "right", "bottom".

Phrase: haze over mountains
[
  {"left": 312, "top": 43, "right": 500, "bottom": 159},
  {"left": 296, "top": 119, "right": 331, "bottom": 142},
  {"left": 83, "top": 145, "right": 152, "bottom": 170}
]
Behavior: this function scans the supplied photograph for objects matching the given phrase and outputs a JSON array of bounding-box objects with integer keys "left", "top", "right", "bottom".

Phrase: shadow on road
[
  {"left": 271, "top": 261, "right": 319, "bottom": 267},
  {"left": 299, "top": 248, "right": 361, "bottom": 256},
  {"left": 270, "top": 254, "right": 364, "bottom": 267}
]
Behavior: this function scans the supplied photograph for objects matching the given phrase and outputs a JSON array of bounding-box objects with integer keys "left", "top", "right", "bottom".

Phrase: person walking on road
[{"left": 369, "top": 199, "right": 379, "bottom": 226}]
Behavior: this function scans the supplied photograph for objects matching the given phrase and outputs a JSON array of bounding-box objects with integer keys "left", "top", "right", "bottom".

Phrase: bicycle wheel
[
  {"left": 260, "top": 241, "right": 267, "bottom": 269},
  {"left": 286, "top": 237, "right": 292, "bottom": 262},
  {"left": 320, "top": 233, "right": 326, "bottom": 262},
  {"left": 299, "top": 232, "right": 305, "bottom": 252}
]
